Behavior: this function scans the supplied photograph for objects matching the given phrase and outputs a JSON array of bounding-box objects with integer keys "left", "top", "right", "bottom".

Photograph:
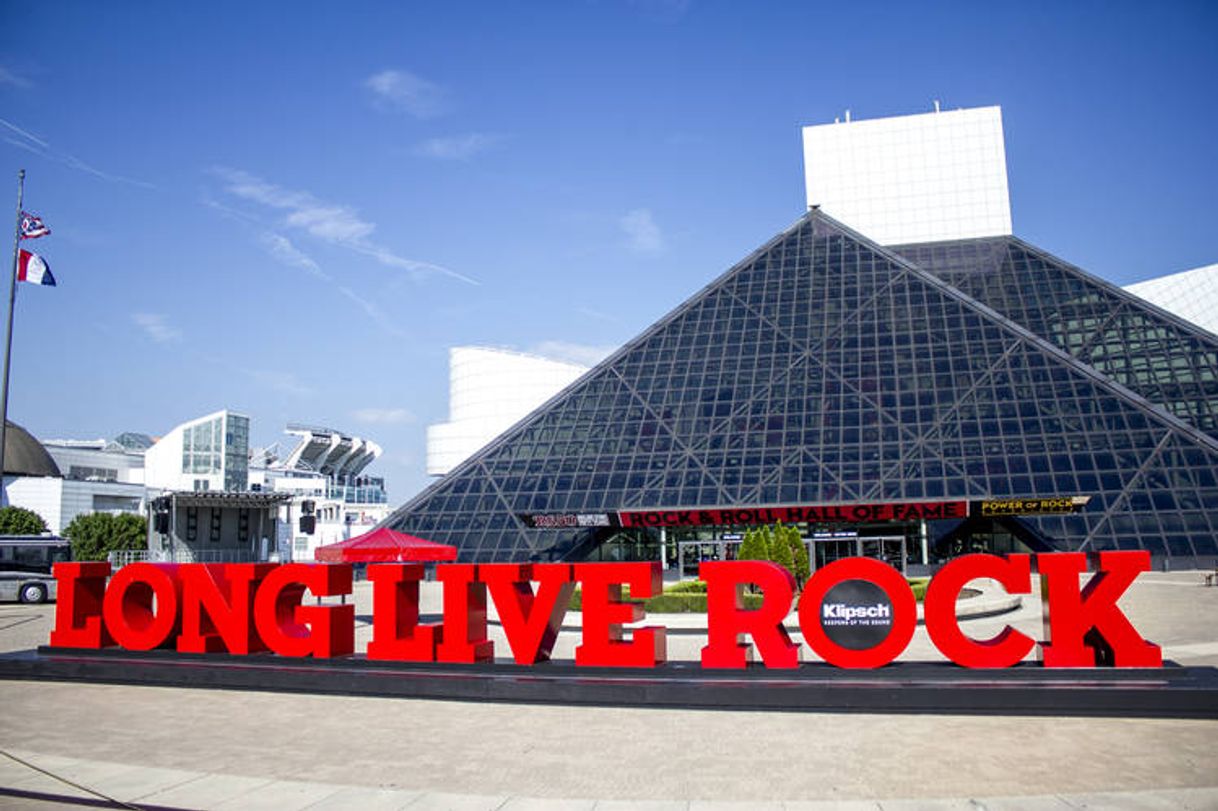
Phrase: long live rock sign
[{"left": 47, "top": 551, "right": 1161, "bottom": 670}]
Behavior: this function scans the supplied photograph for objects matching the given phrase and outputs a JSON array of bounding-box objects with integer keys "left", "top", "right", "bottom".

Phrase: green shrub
[
  {"left": 666, "top": 579, "right": 707, "bottom": 594},
  {"left": 64, "top": 512, "right": 147, "bottom": 562},
  {"left": 0, "top": 505, "right": 48, "bottom": 535},
  {"left": 768, "top": 524, "right": 794, "bottom": 572},
  {"left": 568, "top": 582, "right": 770, "bottom": 613},
  {"left": 908, "top": 577, "right": 929, "bottom": 602}
]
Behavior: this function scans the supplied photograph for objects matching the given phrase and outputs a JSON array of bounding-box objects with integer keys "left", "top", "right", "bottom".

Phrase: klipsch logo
[
  {"left": 822, "top": 602, "right": 891, "bottom": 623},
  {"left": 818, "top": 578, "right": 895, "bottom": 651}
]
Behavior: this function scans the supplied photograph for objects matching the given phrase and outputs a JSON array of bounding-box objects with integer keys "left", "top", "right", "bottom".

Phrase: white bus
[{"left": 0, "top": 535, "right": 70, "bottom": 603}]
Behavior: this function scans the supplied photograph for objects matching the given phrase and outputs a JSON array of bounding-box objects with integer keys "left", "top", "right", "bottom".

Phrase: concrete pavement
[{"left": 0, "top": 569, "right": 1216, "bottom": 808}]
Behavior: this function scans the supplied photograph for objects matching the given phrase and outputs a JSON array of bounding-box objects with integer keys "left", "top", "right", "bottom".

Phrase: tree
[
  {"left": 0, "top": 505, "right": 48, "bottom": 535},
  {"left": 63, "top": 513, "right": 147, "bottom": 562},
  {"left": 784, "top": 524, "right": 811, "bottom": 587},
  {"left": 737, "top": 527, "right": 765, "bottom": 561},
  {"left": 768, "top": 523, "right": 794, "bottom": 573}
]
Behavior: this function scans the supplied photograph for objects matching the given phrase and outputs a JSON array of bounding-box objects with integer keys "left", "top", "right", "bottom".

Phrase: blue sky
[{"left": 1, "top": 1, "right": 1215, "bottom": 501}]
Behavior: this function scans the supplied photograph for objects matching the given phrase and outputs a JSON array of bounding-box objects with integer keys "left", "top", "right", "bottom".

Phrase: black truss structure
[
  {"left": 384, "top": 211, "right": 1218, "bottom": 564},
  {"left": 893, "top": 236, "right": 1218, "bottom": 440}
]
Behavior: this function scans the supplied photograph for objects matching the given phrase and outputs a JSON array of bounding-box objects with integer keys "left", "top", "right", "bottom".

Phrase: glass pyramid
[
  {"left": 893, "top": 236, "right": 1218, "bottom": 439},
  {"left": 384, "top": 211, "right": 1218, "bottom": 564}
]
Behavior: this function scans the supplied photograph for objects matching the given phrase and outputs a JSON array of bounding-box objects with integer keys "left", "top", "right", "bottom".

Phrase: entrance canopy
[{"left": 313, "top": 527, "right": 457, "bottom": 563}]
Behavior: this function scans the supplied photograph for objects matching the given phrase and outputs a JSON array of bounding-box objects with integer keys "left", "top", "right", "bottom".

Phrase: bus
[{"left": 0, "top": 535, "right": 70, "bottom": 603}]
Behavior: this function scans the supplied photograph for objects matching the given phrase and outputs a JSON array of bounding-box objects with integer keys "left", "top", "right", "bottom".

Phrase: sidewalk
[
  {"left": 0, "top": 570, "right": 1215, "bottom": 808},
  {"left": 3, "top": 747, "right": 1218, "bottom": 810}
]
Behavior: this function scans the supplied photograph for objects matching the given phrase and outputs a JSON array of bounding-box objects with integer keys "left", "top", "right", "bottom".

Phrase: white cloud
[
  {"left": 0, "top": 116, "right": 152, "bottom": 189},
  {"left": 218, "top": 169, "right": 374, "bottom": 242},
  {"left": 215, "top": 168, "right": 478, "bottom": 286},
  {"left": 337, "top": 285, "right": 407, "bottom": 337},
  {"left": 133, "top": 313, "right": 182, "bottom": 344},
  {"left": 351, "top": 407, "right": 416, "bottom": 425},
  {"left": 243, "top": 368, "right": 314, "bottom": 398},
  {"left": 0, "top": 67, "right": 31, "bottom": 89},
  {"left": 529, "top": 340, "right": 616, "bottom": 367},
  {"left": 363, "top": 69, "right": 447, "bottom": 118},
  {"left": 620, "top": 208, "right": 664, "bottom": 254},
  {"left": 259, "top": 232, "right": 325, "bottom": 279},
  {"left": 413, "top": 133, "right": 500, "bottom": 160},
  {"left": 254, "top": 232, "right": 406, "bottom": 336}
]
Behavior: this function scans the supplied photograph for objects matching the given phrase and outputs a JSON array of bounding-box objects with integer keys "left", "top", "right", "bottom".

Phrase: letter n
[{"left": 178, "top": 564, "right": 273, "bottom": 654}]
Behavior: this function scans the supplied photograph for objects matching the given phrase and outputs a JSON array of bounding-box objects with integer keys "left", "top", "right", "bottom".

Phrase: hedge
[
  {"left": 568, "top": 575, "right": 931, "bottom": 612},
  {"left": 569, "top": 584, "right": 767, "bottom": 613}
]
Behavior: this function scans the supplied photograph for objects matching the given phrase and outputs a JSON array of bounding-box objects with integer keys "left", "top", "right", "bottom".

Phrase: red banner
[{"left": 618, "top": 500, "right": 969, "bottom": 527}]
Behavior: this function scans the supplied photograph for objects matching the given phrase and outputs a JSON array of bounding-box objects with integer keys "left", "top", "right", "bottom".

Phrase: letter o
[
  {"left": 103, "top": 563, "right": 180, "bottom": 650},
  {"left": 798, "top": 557, "right": 915, "bottom": 668}
]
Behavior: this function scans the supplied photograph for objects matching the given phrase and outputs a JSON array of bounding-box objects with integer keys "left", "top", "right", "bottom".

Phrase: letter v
[{"left": 481, "top": 564, "right": 575, "bottom": 664}]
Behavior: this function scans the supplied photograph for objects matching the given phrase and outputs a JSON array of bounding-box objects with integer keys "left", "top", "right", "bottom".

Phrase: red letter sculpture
[
  {"left": 1037, "top": 551, "right": 1161, "bottom": 668},
  {"left": 700, "top": 560, "right": 798, "bottom": 669},
  {"left": 799, "top": 557, "right": 916, "bottom": 668},
  {"left": 481, "top": 563, "right": 574, "bottom": 664},
  {"left": 177, "top": 564, "right": 273, "bottom": 654},
  {"left": 367, "top": 563, "right": 441, "bottom": 661},
  {"left": 102, "top": 563, "right": 182, "bottom": 651},
  {"left": 435, "top": 564, "right": 494, "bottom": 663},
  {"left": 574, "top": 562, "right": 666, "bottom": 667},
  {"left": 925, "top": 554, "right": 1036, "bottom": 668},
  {"left": 253, "top": 564, "right": 354, "bottom": 658},
  {"left": 49, "top": 562, "right": 113, "bottom": 649}
]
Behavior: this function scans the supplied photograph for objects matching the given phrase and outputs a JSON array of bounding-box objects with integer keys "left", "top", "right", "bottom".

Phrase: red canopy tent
[{"left": 313, "top": 527, "right": 458, "bottom": 563}]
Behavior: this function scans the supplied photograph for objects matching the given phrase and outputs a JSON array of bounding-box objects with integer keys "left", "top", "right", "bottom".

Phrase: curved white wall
[
  {"left": 427, "top": 347, "right": 589, "bottom": 475},
  {"left": 1125, "top": 263, "right": 1218, "bottom": 336}
]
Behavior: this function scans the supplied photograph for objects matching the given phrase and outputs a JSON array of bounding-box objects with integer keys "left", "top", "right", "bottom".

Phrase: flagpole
[{"left": 0, "top": 169, "right": 25, "bottom": 503}]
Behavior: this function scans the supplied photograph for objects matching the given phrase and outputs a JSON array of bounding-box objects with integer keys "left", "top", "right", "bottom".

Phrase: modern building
[
  {"left": 1125, "top": 263, "right": 1218, "bottom": 336},
  {"left": 144, "top": 410, "right": 250, "bottom": 493},
  {"left": 383, "top": 208, "right": 1218, "bottom": 568},
  {"left": 427, "top": 347, "right": 590, "bottom": 475},
  {"left": 249, "top": 424, "right": 391, "bottom": 562},
  {"left": 802, "top": 104, "right": 1012, "bottom": 245},
  {"left": 2, "top": 425, "right": 147, "bottom": 534}
]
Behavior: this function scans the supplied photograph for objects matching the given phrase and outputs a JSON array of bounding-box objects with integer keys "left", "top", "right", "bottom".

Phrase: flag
[
  {"left": 17, "top": 249, "right": 55, "bottom": 286},
  {"left": 19, "top": 212, "right": 50, "bottom": 240}
]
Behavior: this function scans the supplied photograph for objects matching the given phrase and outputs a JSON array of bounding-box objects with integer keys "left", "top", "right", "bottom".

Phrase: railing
[{"left": 108, "top": 549, "right": 262, "bottom": 568}]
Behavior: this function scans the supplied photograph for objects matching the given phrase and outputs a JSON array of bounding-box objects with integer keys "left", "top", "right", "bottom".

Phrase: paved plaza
[{"left": 0, "top": 570, "right": 1216, "bottom": 808}]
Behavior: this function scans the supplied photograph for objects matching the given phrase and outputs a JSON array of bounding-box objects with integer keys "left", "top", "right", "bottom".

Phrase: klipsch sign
[{"left": 47, "top": 551, "right": 1161, "bottom": 670}]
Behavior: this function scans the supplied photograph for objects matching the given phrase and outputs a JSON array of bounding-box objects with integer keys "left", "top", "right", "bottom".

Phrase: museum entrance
[{"left": 812, "top": 534, "right": 907, "bottom": 574}]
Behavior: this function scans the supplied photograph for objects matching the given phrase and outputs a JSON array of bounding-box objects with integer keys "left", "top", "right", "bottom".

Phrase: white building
[
  {"left": 2, "top": 427, "right": 147, "bottom": 534},
  {"left": 144, "top": 410, "right": 250, "bottom": 493},
  {"left": 426, "top": 347, "right": 589, "bottom": 476},
  {"left": 250, "top": 424, "right": 391, "bottom": 562},
  {"left": 1124, "top": 263, "right": 1218, "bottom": 336},
  {"left": 802, "top": 104, "right": 1012, "bottom": 245}
]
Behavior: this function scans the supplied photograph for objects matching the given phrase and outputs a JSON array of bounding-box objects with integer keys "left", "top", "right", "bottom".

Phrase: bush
[
  {"left": 0, "top": 505, "right": 48, "bottom": 535},
  {"left": 64, "top": 512, "right": 147, "bottom": 562},
  {"left": 568, "top": 582, "right": 769, "bottom": 613},
  {"left": 768, "top": 524, "right": 794, "bottom": 573},
  {"left": 908, "top": 577, "right": 929, "bottom": 602},
  {"left": 665, "top": 579, "right": 707, "bottom": 594}
]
